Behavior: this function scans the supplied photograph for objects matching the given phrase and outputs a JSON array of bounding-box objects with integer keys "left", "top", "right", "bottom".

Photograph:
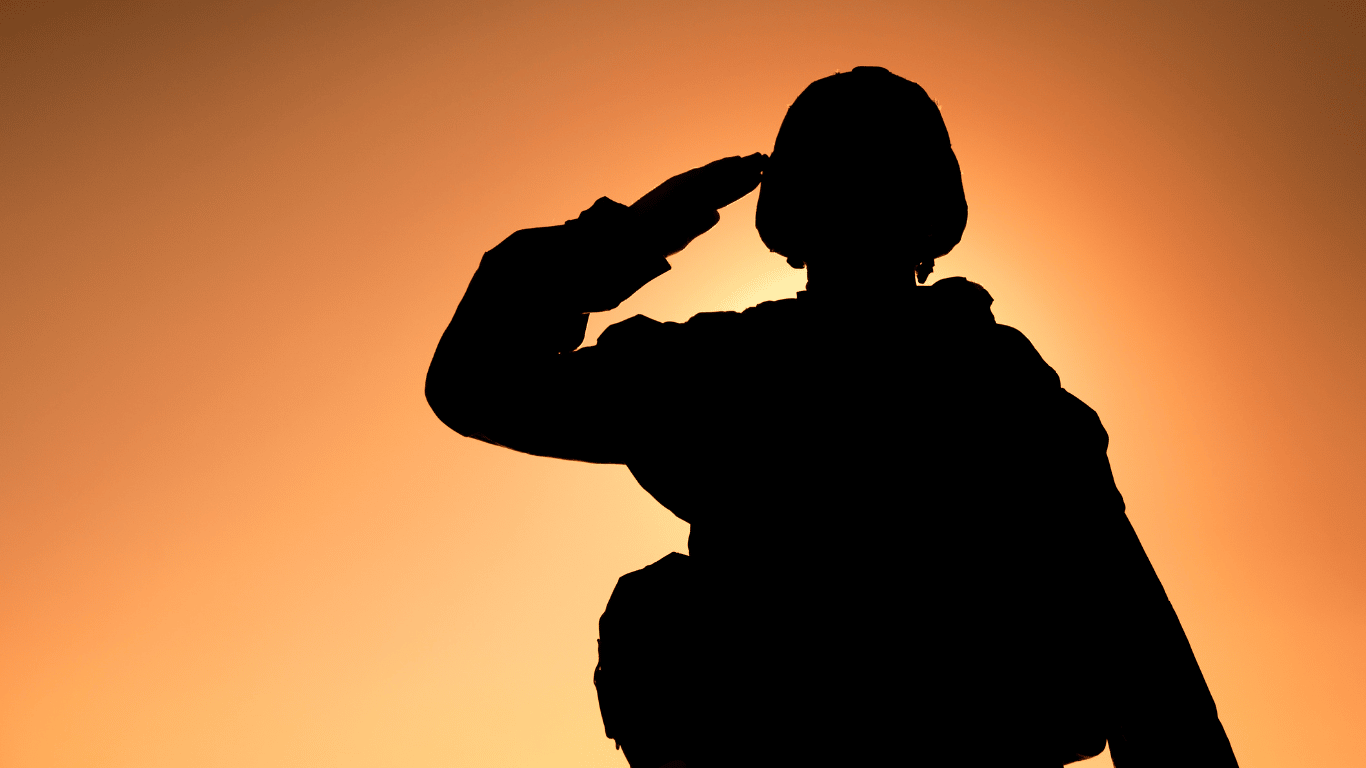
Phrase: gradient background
[{"left": 2, "top": 2, "right": 1363, "bottom": 766}]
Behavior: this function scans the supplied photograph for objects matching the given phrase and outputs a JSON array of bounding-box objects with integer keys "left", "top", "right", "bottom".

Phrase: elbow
[
  {"left": 426, "top": 375, "right": 512, "bottom": 450},
  {"left": 425, "top": 363, "right": 477, "bottom": 437},
  {"left": 424, "top": 380, "right": 452, "bottom": 430}
]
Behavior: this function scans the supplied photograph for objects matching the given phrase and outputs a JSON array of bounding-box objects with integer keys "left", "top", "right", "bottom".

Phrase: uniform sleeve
[
  {"left": 425, "top": 198, "right": 680, "bottom": 464},
  {"left": 1051, "top": 393, "right": 1239, "bottom": 767}
]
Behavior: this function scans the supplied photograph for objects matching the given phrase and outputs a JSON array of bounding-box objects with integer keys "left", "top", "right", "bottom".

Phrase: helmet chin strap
[
  {"left": 915, "top": 257, "right": 936, "bottom": 284},
  {"left": 785, "top": 251, "right": 937, "bottom": 286}
]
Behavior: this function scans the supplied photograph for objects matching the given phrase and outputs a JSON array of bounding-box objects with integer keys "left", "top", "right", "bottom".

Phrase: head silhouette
[{"left": 756, "top": 67, "right": 967, "bottom": 286}]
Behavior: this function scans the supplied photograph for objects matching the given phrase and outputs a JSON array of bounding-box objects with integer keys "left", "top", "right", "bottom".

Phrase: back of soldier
[{"left": 595, "top": 277, "right": 1093, "bottom": 766}]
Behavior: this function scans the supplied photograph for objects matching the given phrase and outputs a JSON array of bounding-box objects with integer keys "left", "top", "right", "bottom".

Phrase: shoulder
[
  {"left": 928, "top": 277, "right": 1062, "bottom": 391},
  {"left": 927, "top": 276, "right": 996, "bottom": 325},
  {"left": 1057, "top": 389, "right": 1110, "bottom": 451},
  {"left": 983, "top": 323, "right": 1062, "bottom": 391}
]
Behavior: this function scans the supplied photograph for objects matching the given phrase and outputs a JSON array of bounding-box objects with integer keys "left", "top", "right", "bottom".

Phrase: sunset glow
[{"left": 2, "top": 2, "right": 1363, "bottom": 766}]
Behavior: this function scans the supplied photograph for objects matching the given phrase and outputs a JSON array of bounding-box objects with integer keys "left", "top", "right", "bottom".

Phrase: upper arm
[
  {"left": 424, "top": 202, "right": 673, "bottom": 463},
  {"left": 430, "top": 314, "right": 677, "bottom": 464}
]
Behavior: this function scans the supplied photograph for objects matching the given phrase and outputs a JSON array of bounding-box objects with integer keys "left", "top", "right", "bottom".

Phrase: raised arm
[{"left": 425, "top": 153, "right": 765, "bottom": 463}]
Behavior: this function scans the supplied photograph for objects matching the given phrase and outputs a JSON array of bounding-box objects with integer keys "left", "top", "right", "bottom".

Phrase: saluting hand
[{"left": 629, "top": 153, "right": 767, "bottom": 257}]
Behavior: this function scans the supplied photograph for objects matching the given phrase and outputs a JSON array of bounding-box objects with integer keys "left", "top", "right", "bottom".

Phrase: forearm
[
  {"left": 425, "top": 198, "right": 670, "bottom": 456},
  {"left": 425, "top": 152, "right": 766, "bottom": 459}
]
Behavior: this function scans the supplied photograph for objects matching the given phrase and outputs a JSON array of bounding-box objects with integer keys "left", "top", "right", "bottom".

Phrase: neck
[{"left": 803, "top": 260, "right": 920, "bottom": 301}]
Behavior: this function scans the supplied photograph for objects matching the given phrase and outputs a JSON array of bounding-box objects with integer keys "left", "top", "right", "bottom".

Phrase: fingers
[
  {"left": 651, "top": 208, "right": 721, "bottom": 258},
  {"left": 693, "top": 152, "right": 767, "bottom": 210},
  {"left": 626, "top": 153, "right": 764, "bottom": 259},
  {"left": 630, "top": 153, "right": 767, "bottom": 215}
]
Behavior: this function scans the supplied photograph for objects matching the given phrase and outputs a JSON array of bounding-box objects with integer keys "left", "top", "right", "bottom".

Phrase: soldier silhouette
[{"left": 426, "top": 67, "right": 1238, "bottom": 767}]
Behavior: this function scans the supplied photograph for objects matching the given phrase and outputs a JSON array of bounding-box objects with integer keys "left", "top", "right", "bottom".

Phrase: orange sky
[{"left": 2, "top": 2, "right": 1363, "bottom": 766}]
